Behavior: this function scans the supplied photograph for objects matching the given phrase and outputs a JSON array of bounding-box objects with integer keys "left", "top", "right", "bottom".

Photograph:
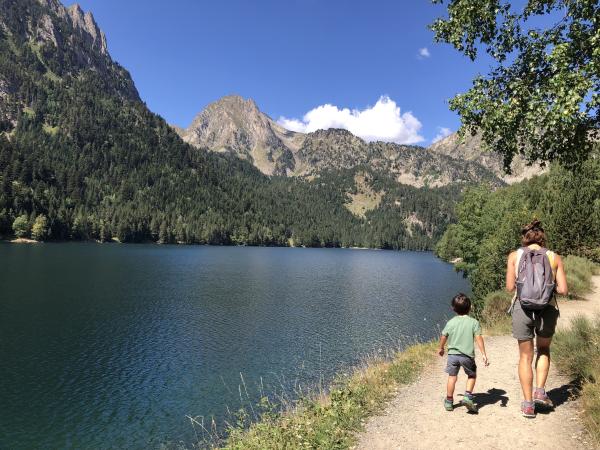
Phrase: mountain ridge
[
  {"left": 176, "top": 95, "right": 507, "bottom": 187},
  {"left": 428, "top": 132, "right": 545, "bottom": 183}
]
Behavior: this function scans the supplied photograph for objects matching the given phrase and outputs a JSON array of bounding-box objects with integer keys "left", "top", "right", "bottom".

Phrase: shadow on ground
[
  {"left": 536, "top": 380, "right": 581, "bottom": 415},
  {"left": 453, "top": 388, "right": 509, "bottom": 413},
  {"left": 473, "top": 388, "right": 509, "bottom": 409}
]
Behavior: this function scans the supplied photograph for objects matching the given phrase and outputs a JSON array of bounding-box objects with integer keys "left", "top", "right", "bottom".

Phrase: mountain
[
  {"left": 0, "top": 0, "right": 459, "bottom": 250},
  {"left": 178, "top": 95, "right": 303, "bottom": 176},
  {"left": 177, "top": 96, "right": 503, "bottom": 187},
  {"left": 428, "top": 132, "right": 544, "bottom": 184},
  {"left": 0, "top": 0, "right": 137, "bottom": 128}
]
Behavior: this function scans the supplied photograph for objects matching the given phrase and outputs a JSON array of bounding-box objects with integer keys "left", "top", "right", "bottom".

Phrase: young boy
[{"left": 438, "top": 293, "right": 489, "bottom": 412}]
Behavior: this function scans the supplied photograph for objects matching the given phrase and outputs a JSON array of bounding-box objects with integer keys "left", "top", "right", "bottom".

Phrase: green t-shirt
[{"left": 441, "top": 315, "right": 482, "bottom": 357}]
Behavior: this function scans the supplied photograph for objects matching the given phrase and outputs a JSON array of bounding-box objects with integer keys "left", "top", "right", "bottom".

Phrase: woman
[{"left": 506, "top": 220, "right": 568, "bottom": 418}]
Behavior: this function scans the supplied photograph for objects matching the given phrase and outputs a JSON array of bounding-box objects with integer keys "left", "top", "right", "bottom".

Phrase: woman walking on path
[{"left": 506, "top": 220, "right": 568, "bottom": 418}]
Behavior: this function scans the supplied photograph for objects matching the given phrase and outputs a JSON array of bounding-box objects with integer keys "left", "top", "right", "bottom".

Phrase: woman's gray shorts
[
  {"left": 511, "top": 301, "right": 559, "bottom": 340},
  {"left": 445, "top": 354, "right": 477, "bottom": 378}
]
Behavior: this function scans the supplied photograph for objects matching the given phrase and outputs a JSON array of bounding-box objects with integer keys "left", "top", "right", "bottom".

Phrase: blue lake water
[{"left": 0, "top": 244, "right": 469, "bottom": 449}]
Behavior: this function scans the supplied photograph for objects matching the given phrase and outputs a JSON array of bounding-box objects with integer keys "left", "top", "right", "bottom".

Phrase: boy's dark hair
[{"left": 451, "top": 293, "right": 471, "bottom": 315}]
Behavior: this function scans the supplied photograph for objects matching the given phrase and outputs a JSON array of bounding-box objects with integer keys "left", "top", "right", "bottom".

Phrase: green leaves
[{"left": 432, "top": 0, "right": 599, "bottom": 168}]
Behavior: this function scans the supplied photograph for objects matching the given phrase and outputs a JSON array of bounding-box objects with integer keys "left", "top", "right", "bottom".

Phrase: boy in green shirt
[{"left": 438, "top": 293, "right": 489, "bottom": 412}]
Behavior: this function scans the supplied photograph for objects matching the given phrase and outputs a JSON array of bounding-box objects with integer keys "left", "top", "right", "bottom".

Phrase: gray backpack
[{"left": 516, "top": 247, "right": 556, "bottom": 310}]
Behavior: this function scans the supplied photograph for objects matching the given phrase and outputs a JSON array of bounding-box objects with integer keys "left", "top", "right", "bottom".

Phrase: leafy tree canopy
[{"left": 431, "top": 0, "right": 599, "bottom": 169}]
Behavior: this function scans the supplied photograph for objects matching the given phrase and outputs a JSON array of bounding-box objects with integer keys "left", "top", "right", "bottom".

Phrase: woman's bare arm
[
  {"left": 506, "top": 251, "right": 516, "bottom": 292},
  {"left": 555, "top": 254, "right": 568, "bottom": 295}
]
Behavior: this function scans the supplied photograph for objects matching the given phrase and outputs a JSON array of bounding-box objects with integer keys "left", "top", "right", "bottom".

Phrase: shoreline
[
  {"left": 8, "top": 237, "right": 40, "bottom": 244},
  {"left": 0, "top": 238, "right": 431, "bottom": 253}
]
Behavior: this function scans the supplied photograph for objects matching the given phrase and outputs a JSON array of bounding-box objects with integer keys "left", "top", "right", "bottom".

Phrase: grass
[
  {"left": 480, "top": 290, "right": 513, "bottom": 335},
  {"left": 42, "top": 123, "right": 59, "bottom": 135},
  {"left": 218, "top": 341, "right": 436, "bottom": 449},
  {"left": 345, "top": 172, "right": 384, "bottom": 219},
  {"left": 553, "top": 315, "right": 600, "bottom": 445},
  {"left": 563, "top": 255, "right": 599, "bottom": 298}
]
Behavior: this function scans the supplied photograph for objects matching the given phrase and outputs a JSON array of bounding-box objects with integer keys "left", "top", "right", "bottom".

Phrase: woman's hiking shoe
[
  {"left": 444, "top": 398, "right": 454, "bottom": 411},
  {"left": 461, "top": 395, "right": 478, "bottom": 413},
  {"left": 533, "top": 391, "right": 554, "bottom": 409},
  {"left": 521, "top": 401, "right": 536, "bottom": 418}
]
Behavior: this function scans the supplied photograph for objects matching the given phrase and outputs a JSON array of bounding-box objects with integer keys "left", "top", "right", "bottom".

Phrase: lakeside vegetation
[
  {"left": 554, "top": 316, "right": 600, "bottom": 446},
  {"left": 219, "top": 342, "right": 436, "bottom": 449}
]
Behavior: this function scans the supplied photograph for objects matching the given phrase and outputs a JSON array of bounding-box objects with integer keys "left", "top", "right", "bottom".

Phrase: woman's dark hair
[
  {"left": 521, "top": 219, "right": 546, "bottom": 246},
  {"left": 451, "top": 293, "right": 471, "bottom": 315}
]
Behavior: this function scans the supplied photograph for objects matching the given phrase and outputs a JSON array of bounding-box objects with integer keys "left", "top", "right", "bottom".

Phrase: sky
[{"left": 74, "top": 0, "right": 496, "bottom": 145}]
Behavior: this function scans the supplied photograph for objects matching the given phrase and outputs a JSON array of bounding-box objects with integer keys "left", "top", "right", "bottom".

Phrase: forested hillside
[{"left": 0, "top": 0, "right": 464, "bottom": 249}]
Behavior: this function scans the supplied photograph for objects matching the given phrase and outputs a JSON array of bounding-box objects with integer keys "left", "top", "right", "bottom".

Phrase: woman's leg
[
  {"left": 518, "top": 339, "right": 534, "bottom": 401},
  {"left": 535, "top": 336, "right": 552, "bottom": 389}
]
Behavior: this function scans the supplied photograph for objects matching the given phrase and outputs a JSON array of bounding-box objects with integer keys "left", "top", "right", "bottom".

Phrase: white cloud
[
  {"left": 418, "top": 47, "right": 431, "bottom": 58},
  {"left": 432, "top": 127, "right": 452, "bottom": 143},
  {"left": 277, "top": 96, "right": 424, "bottom": 145}
]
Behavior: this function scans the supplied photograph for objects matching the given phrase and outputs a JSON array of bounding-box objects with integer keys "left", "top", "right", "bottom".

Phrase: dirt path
[{"left": 356, "top": 276, "right": 600, "bottom": 450}]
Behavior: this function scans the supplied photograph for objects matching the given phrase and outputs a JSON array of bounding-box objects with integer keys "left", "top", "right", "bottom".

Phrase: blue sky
[{"left": 74, "top": 0, "right": 494, "bottom": 144}]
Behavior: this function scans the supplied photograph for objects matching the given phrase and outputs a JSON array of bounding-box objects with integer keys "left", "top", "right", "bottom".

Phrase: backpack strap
[{"left": 509, "top": 248, "right": 526, "bottom": 314}]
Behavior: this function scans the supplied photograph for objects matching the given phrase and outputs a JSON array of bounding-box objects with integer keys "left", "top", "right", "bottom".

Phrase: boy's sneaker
[
  {"left": 533, "top": 391, "right": 554, "bottom": 409},
  {"left": 444, "top": 398, "right": 454, "bottom": 411},
  {"left": 521, "top": 401, "right": 536, "bottom": 418},
  {"left": 461, "top": 395, "right": 478, "bottom": 413}
]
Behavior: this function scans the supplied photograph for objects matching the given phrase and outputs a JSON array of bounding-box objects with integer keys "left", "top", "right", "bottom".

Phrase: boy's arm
[
  {"left": 438, "top": 335, "right": 448, "bottom": 356},
  {"left": 475, "top": 335, "right": 489, "bottom": 366}
]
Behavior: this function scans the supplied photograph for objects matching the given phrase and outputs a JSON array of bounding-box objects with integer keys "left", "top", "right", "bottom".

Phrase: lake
[{"left": 0, "top": 244, "right": 469, "bottom": 449}]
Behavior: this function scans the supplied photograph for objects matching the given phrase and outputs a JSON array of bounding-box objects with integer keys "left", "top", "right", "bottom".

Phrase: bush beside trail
[{"left": 554, "top": 316, "right": 600, "bottom": 446}]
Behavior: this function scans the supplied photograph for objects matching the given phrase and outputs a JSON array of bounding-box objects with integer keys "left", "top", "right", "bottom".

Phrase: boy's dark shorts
[
  {"left": 511, "top": 301, "right": 559, "bottom": 340},
  {"left": 445, "top": 354, "right": 477, "bottom": 378}
]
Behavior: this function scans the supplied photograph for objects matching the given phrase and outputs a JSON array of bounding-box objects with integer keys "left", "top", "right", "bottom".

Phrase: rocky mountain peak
[
  {"left": 1, "top": 0, "right": 138, "bottom": 124},
  {"left": 31, "top": 2, "right": 108, "bottom": 55},
  {"left": 307, "top": 128, "right": 364, "bottom": 142},
  {"left": 66, "top": 3, "right": 107, "bottom": 55},
  {"left": 428, "top": 132, "right": 544, "bottom": 183},
  {"left": 178, "top": 95, "right": 301, "bottom": 175}
]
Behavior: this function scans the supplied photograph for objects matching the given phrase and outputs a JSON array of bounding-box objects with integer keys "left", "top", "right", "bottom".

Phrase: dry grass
[
  {"left": 562, "top": 255, "right": 599, "bottom": 299},
  {"left": 480, "top": 290, "right": 513, "bottom": 335},
  {"left": 219, "top": 342, "right": 436, "bottom": 449},
  {"left": 345, "top": 173, "right": 384, "bottom": 219},
  {"left": 554, "top": 315, "right": 600, "bottom": 445}
]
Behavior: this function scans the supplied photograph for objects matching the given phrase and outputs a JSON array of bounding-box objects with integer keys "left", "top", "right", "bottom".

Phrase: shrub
[
  {"left": 562, "top": 255, "right": 599, "bottom": 299},
  {"left": 12, "top": 214, "right": 30, "bottom": 238},
  {"left": 480, "top": 290, "right": 513, "bottom": 334},
  {"left": 554, "top": 316, "right": 600, "bottom": 445},
  {"left": 221, "top": 342, "right": 436, "bottom": 449}
]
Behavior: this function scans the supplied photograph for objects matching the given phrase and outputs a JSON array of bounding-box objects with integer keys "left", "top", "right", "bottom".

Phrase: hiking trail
[{"left": 355, "top": 276, "right": 600, "bottom": 450}]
